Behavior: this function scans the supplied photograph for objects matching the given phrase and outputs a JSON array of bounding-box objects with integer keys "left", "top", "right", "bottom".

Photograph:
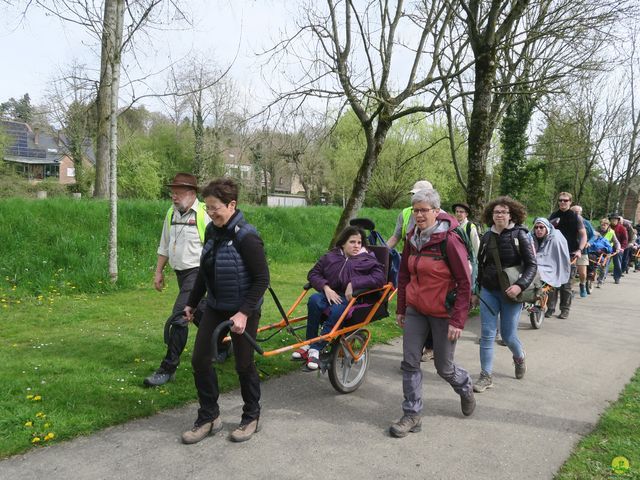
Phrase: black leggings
[{"left": 191, "top": 306, "right": 261, "bottom": 426}]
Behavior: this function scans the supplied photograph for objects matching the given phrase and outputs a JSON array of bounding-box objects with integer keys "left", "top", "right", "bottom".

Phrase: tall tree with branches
[
  {"left": 265, "top": 0, "right": 470, "bottom": 244},
  {"left": 445, "top": 0, "right": 630, "bottom": 215},
  {"left": 28, "top": 0, "right": 188, "bottom": 281}
]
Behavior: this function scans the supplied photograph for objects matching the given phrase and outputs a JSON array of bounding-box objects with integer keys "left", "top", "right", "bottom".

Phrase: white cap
[{"left": 409, "top": 180, "right": 433, "bottom": 194}]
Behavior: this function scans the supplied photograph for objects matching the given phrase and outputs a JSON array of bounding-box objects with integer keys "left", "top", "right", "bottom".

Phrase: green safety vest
[
  {"left": 165, "top": 202, "right": 207, "bottom": 244},
  {"left": 400, "top": 206, "right": 413, "bottom": 241},
  {"left": 603, "top": 229, "right": 615, "bottom": 245}
]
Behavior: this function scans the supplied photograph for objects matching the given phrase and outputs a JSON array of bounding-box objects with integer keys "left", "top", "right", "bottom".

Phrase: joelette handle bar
[{"left": 212, "top": 320, "right": 264, "bottom": 358}]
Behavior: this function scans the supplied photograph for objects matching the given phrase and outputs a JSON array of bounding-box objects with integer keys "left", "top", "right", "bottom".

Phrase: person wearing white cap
[
  {"left": 387, "top": 180, "right": 434, "bottom": 362},
  {"left": 387, "top": 180, "right": 433, "bottom": 250}
]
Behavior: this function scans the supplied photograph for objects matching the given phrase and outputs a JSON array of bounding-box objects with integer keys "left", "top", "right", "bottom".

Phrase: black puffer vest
[{"left": 200, "top": 210, "right": 262, "bottom": 311}]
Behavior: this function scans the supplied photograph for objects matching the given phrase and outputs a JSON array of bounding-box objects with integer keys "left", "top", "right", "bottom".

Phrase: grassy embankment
[{"left": 0, "top": 199, "right": 399, "bottom": 458}]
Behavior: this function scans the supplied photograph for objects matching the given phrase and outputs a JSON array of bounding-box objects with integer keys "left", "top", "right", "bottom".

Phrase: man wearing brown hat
[
  {"left": 387, "top": 180, "right": 435, "bottom": 361},
  {"left": 452, "top": 202, "right": 480, "bottom": 258},
  {"left": 144, "top": 173, "right": 213, "bottom": 387}
]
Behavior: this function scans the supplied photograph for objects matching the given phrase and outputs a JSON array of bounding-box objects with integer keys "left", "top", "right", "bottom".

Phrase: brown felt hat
[
  {"left": 166, "top": 173, "right": 198, "bottom": 191},
  {"left": 452, "top": 202, "right": 471, "bottom": 214}
]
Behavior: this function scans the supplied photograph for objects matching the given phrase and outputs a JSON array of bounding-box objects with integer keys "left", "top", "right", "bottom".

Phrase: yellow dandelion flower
[
  {"left": 44, "top": 433, "right": 55, "bottom": 441},
  {"left": 44, "top": 423, "right": 51, "bottom": 428},
  {"left": 32, "top": 437, "right": 41, "bottom": 444},
  {"left": 33, "top": 395, "right": 42, "bottom": 401},
  {"left": 24, "top": 421, "right": 33, "bottom": 427},
  {"left": 35, "top": 412, "right": 45, "bottom": 418}
]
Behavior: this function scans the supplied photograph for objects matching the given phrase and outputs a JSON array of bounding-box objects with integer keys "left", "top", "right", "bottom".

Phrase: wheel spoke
[{"left": 341, "top": 360, "right": 352, "bottom": 384}]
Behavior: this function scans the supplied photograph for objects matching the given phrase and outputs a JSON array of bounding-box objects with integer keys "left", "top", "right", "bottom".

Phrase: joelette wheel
[
  {"left": 328, "top": 331, "right": 369, "bottom": 394},
  {"left": 529, "top": 307, "right": 544, "bottom": 329}
]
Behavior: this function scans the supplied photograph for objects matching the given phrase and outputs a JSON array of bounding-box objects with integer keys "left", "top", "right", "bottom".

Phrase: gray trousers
[
  {"left": 401, "top": 306, "right": 472, "bottom": 416},
  {"left": 547, "top": 264, "right": 576, "bottom": 314}
]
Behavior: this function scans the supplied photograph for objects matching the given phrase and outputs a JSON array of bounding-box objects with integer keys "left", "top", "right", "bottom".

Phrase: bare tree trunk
[
  {"left": 94, "top": 1, "right": 117, "bottom": 199},
  {"left": 618, "top": 109, "right": 640, "bottom": 209},
  {"left": 105, "top": 0, "right": 125, "bottom": 282},
  {"left": 467, "top": 50, "right": 496, "bottom": 213},
  {"left": 193, "top": 109, "right": 204, "bottom": 177}
]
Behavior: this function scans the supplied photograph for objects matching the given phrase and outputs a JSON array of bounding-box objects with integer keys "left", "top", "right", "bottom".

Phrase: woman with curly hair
[{"left": 471, "top": 196, "right": 537, "bottom": 393}]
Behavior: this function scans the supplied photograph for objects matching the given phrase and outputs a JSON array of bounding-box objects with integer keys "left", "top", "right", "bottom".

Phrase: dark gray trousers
[
  {"left": 547, "top": 264, "right": 576, "bottom": 314},
  {"left": 400, "top": 306, "right": 472, "bottom": 416},
  {"left": 160, "top": 268, "right": 202, "bottom": 374}
]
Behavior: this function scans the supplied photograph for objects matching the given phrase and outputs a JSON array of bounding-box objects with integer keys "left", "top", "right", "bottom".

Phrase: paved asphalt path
[{"left": 2, "top": 272, "right": 640, "bottom": 480}]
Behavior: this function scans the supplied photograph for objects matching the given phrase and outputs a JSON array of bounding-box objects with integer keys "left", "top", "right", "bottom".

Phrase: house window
[{"left": 67, "top": 167, "right": 76, "bottom": 177}]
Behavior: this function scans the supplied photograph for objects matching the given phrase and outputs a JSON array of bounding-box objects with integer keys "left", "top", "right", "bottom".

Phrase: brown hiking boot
[
  {"left": 230, "top": 418, "right": 260, "bottom": 443},
  {"left": 181, "top": 417, "right": 222, "bottom": 444},
  {"left": 514, "top": 355, "right": 527, "bottom": 379},
  {"left": 389, "top": 414, "right": 422, "bottom": 438},
  {"left": 473, "top": 372, "right": 493, "bottom": 393}
]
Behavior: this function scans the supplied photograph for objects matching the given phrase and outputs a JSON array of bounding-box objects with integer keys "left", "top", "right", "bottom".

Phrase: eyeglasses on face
[
  {"left": 412, "top": 208, "right": 436, "bottom": 215},
  {"left": 206, "top": 204, "right": 228, "bottom": 213},
  {"left": 558, "top": 198, "right": 571, "bottom": 203},
  {"left": 492, "top": 210, "right": 510, "bottom": 216}
]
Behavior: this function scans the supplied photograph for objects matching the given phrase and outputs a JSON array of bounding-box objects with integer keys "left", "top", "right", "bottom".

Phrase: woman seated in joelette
[{"left": 292, "top": 226, "right": 385, "bottom": 371}]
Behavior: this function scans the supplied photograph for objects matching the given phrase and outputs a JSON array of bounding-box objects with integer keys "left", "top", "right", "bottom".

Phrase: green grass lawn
[
  {"left": 0, "top": 262, "right": 401, "bottom": 458},
  {"left": 555, "top": 369, "right": 640, "bottom": 479}
]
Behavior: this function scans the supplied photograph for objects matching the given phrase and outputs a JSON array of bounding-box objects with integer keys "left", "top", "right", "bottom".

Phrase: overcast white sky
[{"left": 0, "top": 0, "right": 296, "bottom": 113}]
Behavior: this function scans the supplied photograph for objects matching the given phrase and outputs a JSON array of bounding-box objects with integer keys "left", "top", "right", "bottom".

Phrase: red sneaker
[{"left": 291, "top": 346, "right": 309, "bottom": 361}]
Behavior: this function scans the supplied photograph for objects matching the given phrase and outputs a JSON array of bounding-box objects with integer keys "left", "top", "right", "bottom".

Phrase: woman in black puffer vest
[
  {"left": 182, "top": 177, "right": 269, "bottom": 444},
  {"left": 471, "top": 196, "right": 537, "bottom": 393}
]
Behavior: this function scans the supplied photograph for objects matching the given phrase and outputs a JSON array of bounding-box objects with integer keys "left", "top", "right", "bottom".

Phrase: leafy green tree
[
  {"left": 0, "top": 94, "right": 34, "bottom": 123},
  {"left": 64, "top": 101, "right": 94, "bottom": 196},
  {"left": 117, "top": 142, "right": 162, "bottom": 199},
  {"left": 147, "top": 120, "right": 195, "bottom": 188},
  {"left": 499, "top": 93, "right": 535, "bottom": 198},
  {"left": 531, "top": 109, "right": 593, "bottom": 211},
  {"left": 322, "top": 111, "right": 363, "bottom": 207},
  {"left": 368, "top": 120, "right": 462, "bottom": 208},
  {"left": 117, "top": 119, "right": 163, "bottom": 199}
]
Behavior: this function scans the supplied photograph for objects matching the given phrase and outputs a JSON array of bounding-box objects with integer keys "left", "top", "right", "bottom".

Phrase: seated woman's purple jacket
[{"left": 307, "top": 247, "right": 386, "bottom": 294}]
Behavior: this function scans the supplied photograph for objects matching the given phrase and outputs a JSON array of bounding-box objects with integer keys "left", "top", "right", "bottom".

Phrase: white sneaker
[{"left": 305, "top": 349, "right": 320, "bottom": 371}]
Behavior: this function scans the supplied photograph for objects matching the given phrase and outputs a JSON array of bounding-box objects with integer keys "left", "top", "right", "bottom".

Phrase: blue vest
[{"left": 200, "top": 211, "right": 262, "bottom": 311}]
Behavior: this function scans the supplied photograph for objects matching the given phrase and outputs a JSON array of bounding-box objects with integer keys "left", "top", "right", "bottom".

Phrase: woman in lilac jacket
[{"left": 292, "top": 226, "right": 385, "bottom": 371}]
